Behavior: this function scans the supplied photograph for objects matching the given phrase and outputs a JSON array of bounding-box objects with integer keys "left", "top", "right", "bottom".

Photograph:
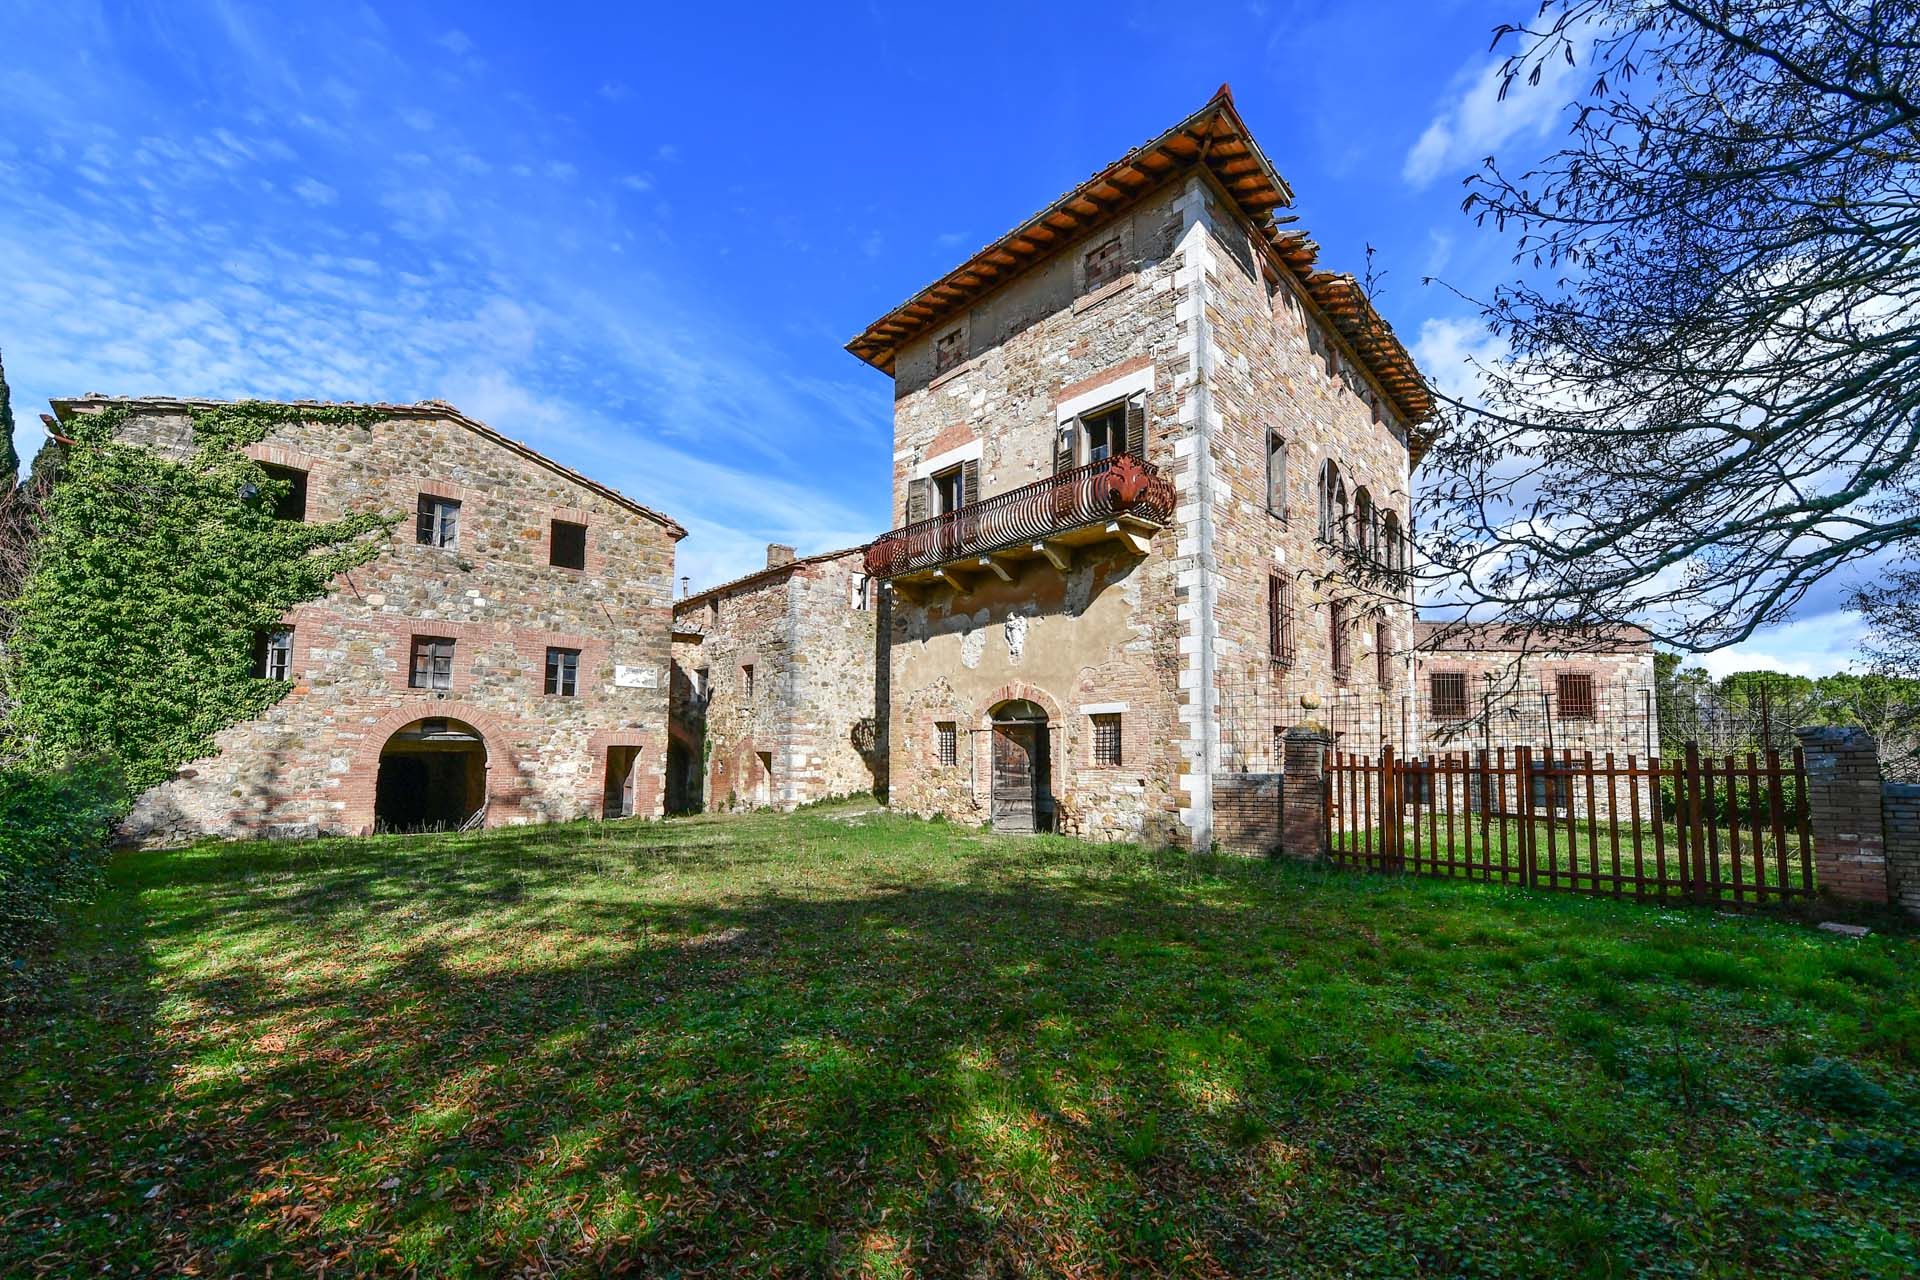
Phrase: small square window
[
  {"left": 550, "top": 519, "right": 587, "bottom": 570},
  {"left": 545, "top": 646, "right": 580, "bottom": 697},
  {"left": 260, "top": 464, "right": 308, "bottom": 521},
  {"left": 1092, "top": 713, "right": 1122, "bottom": 766},
  {"left": 1084, "top": 236, "right": 1124, "bottom": 291},
  {"left": 253, "top": 628, "right": 294, "bottom": 681},
  {"left": 416, "top": 495, "right": 460, "bottom": 548},
  {"left": 936, "top": 721, "right": 958, "bottom": 767},
  {"left": 934, "top": 328, "right": 964, "bottom": 375},
  {"left": 1558, "top": 672, "right": 1596, "bottom": 720},
  {"left": 410, "top": 636, "right": 455, "bottom": 690}
]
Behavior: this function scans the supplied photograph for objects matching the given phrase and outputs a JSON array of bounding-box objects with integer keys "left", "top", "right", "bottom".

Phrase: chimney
[
  {"left": 766, "top": 543, "right": 796, "bottom": 568},
  {"left": 679, "top": 575, "right": 690, "bottom": 598}
]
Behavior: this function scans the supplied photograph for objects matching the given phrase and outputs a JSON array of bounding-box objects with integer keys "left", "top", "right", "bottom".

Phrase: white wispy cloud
[{"left": 1403, "top": 49, "right": 1579, "bottom": 189}]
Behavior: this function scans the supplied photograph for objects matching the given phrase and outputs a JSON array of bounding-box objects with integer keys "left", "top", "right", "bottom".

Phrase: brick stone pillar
[
  {"left": 1280, "top": 725, "right": 1331, "bottom": 861},
  {"left": 1883, "top": 783, "right": 1920, "bottom": 922},
  {"left": 1794, "top": 726, "right": 1889, "bottom": 905}
]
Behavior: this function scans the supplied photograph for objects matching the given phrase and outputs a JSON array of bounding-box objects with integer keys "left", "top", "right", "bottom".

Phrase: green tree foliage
[
  {"left": 5, "top": 403, "right": 397, "bottom": 791},
  {"left": 0, "top": 349, "right": 19, "bottom": 489}
]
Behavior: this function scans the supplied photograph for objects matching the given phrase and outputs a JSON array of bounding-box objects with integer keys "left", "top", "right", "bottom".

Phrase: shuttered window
[
  {"left": 416, "top": 495, "right": 459, "bottom": 548},
  {"left": 1558, "top": 672, "right": 1596, "bottom": 720},
  {"left": 1092, "top": 713, "right": 1122, "bottom": 766},
  {"left": 1430, "top": 671, "right": 1469, "bottom": 720},
  {"left": 410, "top": 636, "right": 454, "bottom": 690},
  {"left": 1266, "top": 432, "right": 1287, "bottom": 518},
  {"left": 1268, "top": 574, "right": 1295, "bottom": 668},
  {"left": 936, "top": 721, "right": 958, "bottom": 767}
]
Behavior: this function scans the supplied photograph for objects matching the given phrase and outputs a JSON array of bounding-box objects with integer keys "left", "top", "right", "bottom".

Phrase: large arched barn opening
[{"left": 374, "top": 717, "right": 489, "bottom": 832}]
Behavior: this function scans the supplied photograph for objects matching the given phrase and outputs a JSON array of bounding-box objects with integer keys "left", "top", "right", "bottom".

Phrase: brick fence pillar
[
  {"left": 1883, "top": 783, "right": 1920, "bottom": 922},
  {"left": 1280, "top": 725, "right": 1331, "bottom": 861},
  {"left": 1794, "top": 726, "right": 1889, "bottom": 906}
]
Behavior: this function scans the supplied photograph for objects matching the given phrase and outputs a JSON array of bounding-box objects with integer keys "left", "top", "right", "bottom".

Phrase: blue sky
[{"left": 0, "top": 0, "right": 1868, "bottom": 677}]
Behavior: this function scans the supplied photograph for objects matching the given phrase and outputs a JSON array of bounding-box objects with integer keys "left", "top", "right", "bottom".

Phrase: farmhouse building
[
  {"left": 668, "top": 544, "right": 885, "bottom": 812},
  {"left": 52, "top": 395, "right": 684, "bottom": 843},
  {"left": 850, "top": 86, "right": 1434, "bottom": 852}
]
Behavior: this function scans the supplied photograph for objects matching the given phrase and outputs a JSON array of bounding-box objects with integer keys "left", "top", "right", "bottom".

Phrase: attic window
[
  {"left": 1084, "top": 236, "right": 1124, "bottom": 291},
  {"left": 550, "top": 519, "right": 587, "bottom": 570},
  {"left": 934, "top": 328, "right": 964, "bottom": 375}
]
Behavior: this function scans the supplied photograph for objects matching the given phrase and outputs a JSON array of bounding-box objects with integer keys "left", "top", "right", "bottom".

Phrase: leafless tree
[{"left": 1419, "top": 1, "right": 1920, "bottom": 658}]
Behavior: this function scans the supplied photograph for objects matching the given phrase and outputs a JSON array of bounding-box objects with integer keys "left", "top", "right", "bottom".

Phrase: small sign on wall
[{"left": 614, "top": 665, "right": 658, "bottom": 689}]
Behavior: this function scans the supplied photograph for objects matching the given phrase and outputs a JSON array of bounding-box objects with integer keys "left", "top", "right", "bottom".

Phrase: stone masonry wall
[
  {"left": 93, "top": 402, "right": 679, "bottom": 842},
  {"left": 670, "top": 549, "right": 879, "bottom": 811},
  {"left": 1885, "top": 783, "right": 1920, "bottom": 920},
  {"left": 1195, "top": 179, "right": 1416, "bottom": 838}
]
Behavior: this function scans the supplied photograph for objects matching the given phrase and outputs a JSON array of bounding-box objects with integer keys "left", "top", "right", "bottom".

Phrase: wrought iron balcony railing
[{"left": 864, "top": 453, "right": 1176, "bottom": 581}]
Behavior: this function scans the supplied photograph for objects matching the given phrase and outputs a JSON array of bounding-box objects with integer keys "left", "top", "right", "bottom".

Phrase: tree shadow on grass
[{"left": 7, "top": 813, "right": 1918, "bottom": 1277}]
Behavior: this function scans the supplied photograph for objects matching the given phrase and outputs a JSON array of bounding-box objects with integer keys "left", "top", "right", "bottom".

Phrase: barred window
[
  {"left": 1558, "top": 672, "right": 1596, "bottom": 720},
  {"left": 743, "top": 663, "right": 755, "bottom": 701},
  {"left": 1430, "top": 671, "right": 1469, "bottom": 720},
  {"left": 549, "top": 519, "right": 587, "bottom": 570},
  {"left": 416, "top": 495, "right": 460, "bottom": 548},
  {"left": 544, "top": 646, "right": 580, "bottom": 697},
  {"left": 1268, "top": 574, "right": 1295, "bottom": 668},
  {"left": 1092, "top": 713, "right": 1122, "bottom": 766},
  {"left": 410, "top": 636, "right": 454, "bottom": 690},
  {"left": 1330, "top": 599, "right": 1350, "bottom": 682},
  {"left": 254, "top": 628, "right": 293, "bottom": 681},
  {"left": 936, "top": 721, "right": 958, "bottom": 767},
  {"left": 1375, "top": 619, "right": 1392, "bottom": 684}
]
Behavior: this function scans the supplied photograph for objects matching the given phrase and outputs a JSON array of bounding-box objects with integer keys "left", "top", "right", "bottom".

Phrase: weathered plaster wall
[{"left": 93, "top": 403, "right": 678, "bottom": 842}]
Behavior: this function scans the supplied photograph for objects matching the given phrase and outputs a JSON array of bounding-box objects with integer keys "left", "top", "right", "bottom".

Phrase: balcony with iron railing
[{"left": 864, "top": 454, "right": 1176, "bottom": 596}]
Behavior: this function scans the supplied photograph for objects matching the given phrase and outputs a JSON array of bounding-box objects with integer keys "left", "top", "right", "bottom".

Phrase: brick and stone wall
[
  {"left": 669, "top": 547, "right": 881, "bottom": 811},
  {"left": 79, "top": 399, "right": 682, "bottom": 843},
  {"left": 1796, "top": 725, "right": 1891, "bottom": 905},
  {"left": 1885, "top": 783, "right": 1920, "bottom": 920}
]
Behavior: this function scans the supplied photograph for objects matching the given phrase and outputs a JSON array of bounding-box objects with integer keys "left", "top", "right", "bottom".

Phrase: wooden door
[{"left": 992, "top": 723, "right": 1038, "bottom": 832}]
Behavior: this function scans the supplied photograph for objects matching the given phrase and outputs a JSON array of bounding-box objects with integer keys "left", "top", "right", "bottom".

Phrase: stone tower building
[
  {"left": 51, "top": 395, "right": 684, "bottom": 842},
  {"left": 850, "top": 87, "right": 1435, "bottom": 852},
  {"left": 668, "top": 544, "right": 885, "bottom": 811}
]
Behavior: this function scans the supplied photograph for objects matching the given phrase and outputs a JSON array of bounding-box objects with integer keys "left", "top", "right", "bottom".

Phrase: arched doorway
[
  {"left": 374, "top": 717, "right": 488, "bottom": 832},
  {"left": 989, "top": 699, "right": 1052, "bottom": 833}
]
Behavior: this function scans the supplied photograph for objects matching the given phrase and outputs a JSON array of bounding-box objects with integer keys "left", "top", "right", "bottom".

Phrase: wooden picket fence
[{"left": 1324, "top": 743, "right": 1816, "bottom": 907}]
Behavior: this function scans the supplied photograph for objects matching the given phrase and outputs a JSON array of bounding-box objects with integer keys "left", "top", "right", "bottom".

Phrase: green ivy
[{"left": 5, "top": 402, "right": 399, "bottom": 792}]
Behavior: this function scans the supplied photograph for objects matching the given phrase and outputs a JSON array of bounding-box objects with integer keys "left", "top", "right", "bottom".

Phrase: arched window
[
  {"left": 1354, "top": 487, "right": 1375, "bottom": 560},
  {"left": 1317, "top": 459, "right": 1349, "bottom": 545},
  {"left": 1382, "top": 510, "right": 1403, "bottom": 573}
]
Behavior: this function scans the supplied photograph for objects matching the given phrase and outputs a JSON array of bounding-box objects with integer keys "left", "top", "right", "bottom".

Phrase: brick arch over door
[
  {"left": 345, "top": 702, "right": 522, "bottom": 835},
  {"left": 974, "top": 681, "right": 1068, "bottom": 815}
]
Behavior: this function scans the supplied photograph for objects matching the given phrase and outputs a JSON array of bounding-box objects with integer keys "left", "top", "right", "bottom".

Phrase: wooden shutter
[
  {"left": 1054, "top": 424, "right": 1075, "bottom": 474},
  {"left": 1124, "top": 394, "right": 1146, "bottom": 459},
  {"left": 906, "top": 477, "right": 930, "bottom": 524},
  {"left": 960, "top": 458, "right": 980, "bottom": 507}
]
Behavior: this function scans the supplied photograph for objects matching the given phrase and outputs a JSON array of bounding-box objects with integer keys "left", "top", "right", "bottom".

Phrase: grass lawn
[{"left": 3, "top": 803, "right": 1918, "bottom": 1277}]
